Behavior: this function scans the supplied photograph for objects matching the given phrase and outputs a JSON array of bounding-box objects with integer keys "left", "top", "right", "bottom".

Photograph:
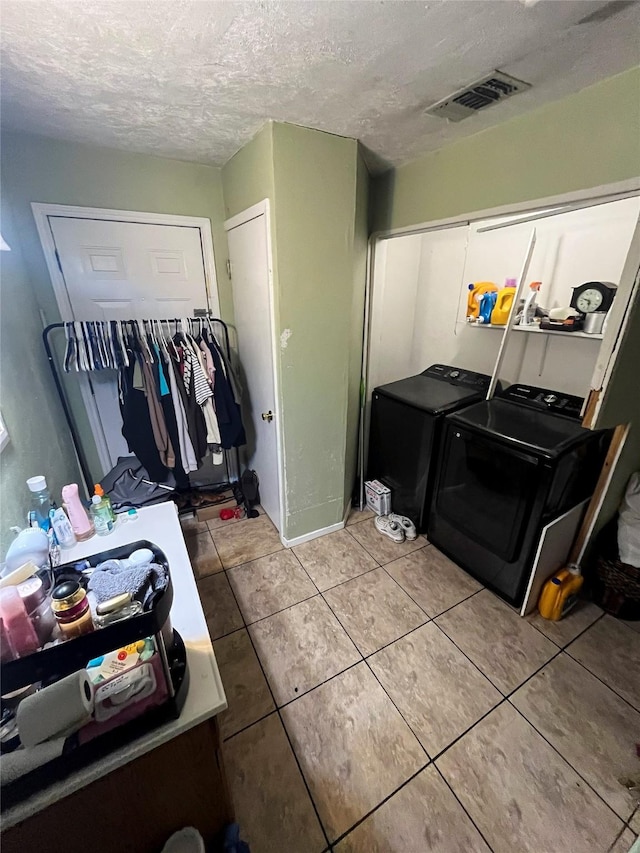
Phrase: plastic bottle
[
  {"left": 61, "top": 483, "right": 95, "bottom": 541},
  {"left": 520, "top": 281, "right": 542, "bottom": 326},
  {"left": 491, "top": 279, "right": 518, "bottom": 326},
  {"left": 94, "top": 484, "right": 116, "bottom": 523},
  {"left": 91, "top": 495, "right": 114, "bottom": 536},
  {"left": 538, "top": 564, "right": 584, "bottom": 621},
  {"left": 466, "top": 282, "right": 498, "bottom": 321},
  {"left": 477, "top": 291, "right": 498, "bottom": 324},
  {"left": 26, "top": 476, "right": 53, "bottom": 532},
  {"left": 49, "top": 507, "right": 77, "bottom": 549}
]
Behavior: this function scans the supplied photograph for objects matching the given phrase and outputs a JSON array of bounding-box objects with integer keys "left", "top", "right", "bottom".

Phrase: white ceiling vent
[{"left": 425, "top": 71, "right": 532, "bottom": 122}]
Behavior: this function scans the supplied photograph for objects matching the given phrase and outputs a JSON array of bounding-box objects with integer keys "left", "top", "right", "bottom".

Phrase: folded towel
[{"left": 88, "top": 559, "right": 168, "bottom": 607}]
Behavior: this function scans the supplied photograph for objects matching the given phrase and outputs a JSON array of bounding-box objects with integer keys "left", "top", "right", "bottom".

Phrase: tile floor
[{"left": 182, "top": 508, "right": 640, "bottom": 853}]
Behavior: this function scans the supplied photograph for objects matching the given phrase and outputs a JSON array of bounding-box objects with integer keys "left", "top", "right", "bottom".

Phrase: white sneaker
[
  {"left": 389, "top": 513, "right": 417, "bottom": 541},
  {"left": 375, "top": 514, "right": 405, "bottom": 543}
]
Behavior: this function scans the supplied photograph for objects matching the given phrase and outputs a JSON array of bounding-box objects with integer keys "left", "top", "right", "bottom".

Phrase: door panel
[
  {"left": 49, "top": 216, "right": 212, "bottom": 471},
  {"left": 226, "top": 213, "right": 280, "bottom": 531}
]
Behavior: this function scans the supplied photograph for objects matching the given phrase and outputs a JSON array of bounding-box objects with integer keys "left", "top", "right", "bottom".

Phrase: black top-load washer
[
  {"left": 367, "top": 364, "right": 492, "bottom": 532},
  {"left": 428, "top": 383, "right": 611, "bottom": 607}
]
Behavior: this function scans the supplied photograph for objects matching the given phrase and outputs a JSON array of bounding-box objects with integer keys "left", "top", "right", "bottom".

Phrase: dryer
[
  {"left": 428, "top": 383, "right": 611, "bottom": 606},
  {"left": 367, "top": 364, "right": 492, "bottom": 532}
]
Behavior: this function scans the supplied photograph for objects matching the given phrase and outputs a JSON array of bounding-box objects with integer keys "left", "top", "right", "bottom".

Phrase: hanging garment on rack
[
  {"left": 119, "top": 353, "right": 169, "bottom": 482},
  {"left": 207, "top": 335, "right": 246, "bottom": 449},
  {"left": 140, "top": 355, "right": 175, "bottom": 470},
  {"left": 166, "top": 357, "right": 199, "bottom": 474}
]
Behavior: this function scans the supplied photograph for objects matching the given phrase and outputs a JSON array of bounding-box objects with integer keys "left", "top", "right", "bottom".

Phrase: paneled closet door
[{"left": 48, "top": 216, "right": 212, "bottom": 473}]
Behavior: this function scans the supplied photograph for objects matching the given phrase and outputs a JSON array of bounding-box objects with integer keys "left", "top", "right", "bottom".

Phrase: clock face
[{"left": 576, "top": 287, "right": 604, "bottom": 313}]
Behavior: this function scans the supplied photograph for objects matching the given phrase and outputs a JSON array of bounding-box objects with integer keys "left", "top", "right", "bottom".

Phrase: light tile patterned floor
[{"left": 181, "top": 510, "right": 640, "bottom": 853}]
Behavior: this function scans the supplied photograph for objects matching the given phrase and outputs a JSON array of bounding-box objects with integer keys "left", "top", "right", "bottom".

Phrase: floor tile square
[
  {"left": 436, "top": 703, "right": 624, "bottom": 853},
  {"left": 526, "top": 600, "right": 602, "bottom": 647},
  {"left": 293, "top": 528, "right": 377, "bottom": 591},
  {"left": 281, "top": 662, "right": 426, "bottom": 842},
  {"left": 348, "top": 518, "right": 424, "bottom": 564},
  {"left": 567, "top": 615, "right": 640, "bottom": 710},
  {"left": 369, "top": 623, "right": 501, "bottom": 756},
  {"left": 179, "top": 513, "right": 209, "bottom": 538},
  {"left": 386, "top": 547, "right": 482, "bottom": 617},
  {"left": 435, "top": 590, "right": 556, "bottom": 694},
  {"left": 210, "top": 513, "right": 283, "bottom": 569},
  {"left": 512, "top": 653, "right": 640, "bottom": 819},
  {"left": 334, "top": 765, "right": 490, "bottom": 853},
  {"left": 346, "top": 506, "right": 375, "bottom": 526},
  {"left": 323, "top": 568, "right": 427, "bottom": 656},
  {"left": 223, "top": 712, "right": 325, "bottom": 853},
  {"left": 213, "top": 629, "right": 275, "bottom": 739},
  {"left": 227, "top": 550, "right": 317, "bottom": 623},
  {"left": 198, "top": 573, "right": 244, "bottom": 639},
  {"left": 250, "top": 596, "right": 361, "bottom": 705},
  {"left": 186, "top": 531, "right": 223, "bottom": 578}
]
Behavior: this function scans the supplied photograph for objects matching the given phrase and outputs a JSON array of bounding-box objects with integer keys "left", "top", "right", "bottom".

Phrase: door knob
[{"left": 261, "top": 410, "right": 274, "bottom": 423}]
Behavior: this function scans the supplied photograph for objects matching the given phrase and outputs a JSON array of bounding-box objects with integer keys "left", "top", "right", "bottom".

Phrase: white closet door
[
  {"left": 48, "top": 216, "right": 213, "bottom": 472},
  {"left": 226, "top": 211, "right": 281, "bottom": 531}
]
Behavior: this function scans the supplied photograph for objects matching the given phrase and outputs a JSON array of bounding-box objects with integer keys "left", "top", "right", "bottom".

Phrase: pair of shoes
[{"left": 375, "top": 513, "right": 417, "bottom": 543}]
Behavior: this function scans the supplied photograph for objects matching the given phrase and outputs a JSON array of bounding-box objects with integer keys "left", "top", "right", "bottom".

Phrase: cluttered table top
[{"left": 2, "top": 501, "right": 227, "bottom": 830}]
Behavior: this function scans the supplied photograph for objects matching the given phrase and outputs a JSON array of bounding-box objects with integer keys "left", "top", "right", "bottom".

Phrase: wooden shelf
[{"left": 465, "top": 322, "right": 603, "bottom": 340}]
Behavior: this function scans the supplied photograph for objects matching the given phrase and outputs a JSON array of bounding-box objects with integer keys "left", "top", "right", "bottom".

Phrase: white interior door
[
  {"left": 226, "top": 208, "right": 281, "bottom": 531},
  {"left": 47, "top": 215, "right": 214, "bottom": 472}
]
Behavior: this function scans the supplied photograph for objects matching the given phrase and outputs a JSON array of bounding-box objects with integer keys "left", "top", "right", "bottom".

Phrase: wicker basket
[{"left": 594, "top": 555, "right": 640, "bottom": 619}]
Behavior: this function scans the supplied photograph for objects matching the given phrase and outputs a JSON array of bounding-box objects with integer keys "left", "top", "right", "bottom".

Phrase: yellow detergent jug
[
  {"left": 466, "top": 282, "right": 498, "bottom": 320},
  {"left": 491, "top": 287, "right": 517, "bottom": 325},
  {"left": 538, "top": 565, "right": 584, "bottom": 621}
]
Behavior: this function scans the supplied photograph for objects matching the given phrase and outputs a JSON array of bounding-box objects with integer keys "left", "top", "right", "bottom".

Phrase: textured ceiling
[{"left": 1, "top": 0, "right": 639, "bottom": 174}]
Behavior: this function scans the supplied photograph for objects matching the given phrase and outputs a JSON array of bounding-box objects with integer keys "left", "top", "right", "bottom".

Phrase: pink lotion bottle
[{"left": 61, "top": 484, "right": 95, "bottom": 541}]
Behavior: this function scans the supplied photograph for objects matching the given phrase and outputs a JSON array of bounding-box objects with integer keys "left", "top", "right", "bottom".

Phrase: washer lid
[
  {"left": 374, "top": 374, "right": 485, "bottom": 415},
  {"left": 448, "top": 398, "right": 593, "bottom": 457}
]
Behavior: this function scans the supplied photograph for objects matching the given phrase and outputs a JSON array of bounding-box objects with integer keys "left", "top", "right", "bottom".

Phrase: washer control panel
[
  {"left": 421, "top": 364, "right": 491, "bottom": 391},
  {"left": 500, "top": 384, "right": 584, "bottom": 419}
]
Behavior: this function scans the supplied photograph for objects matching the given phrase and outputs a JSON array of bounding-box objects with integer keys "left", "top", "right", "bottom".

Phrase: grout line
[
  {"left": 507, "top": 699, "right": 631, "bottom": 827},
  {"left": 328, "top": 760, "right": 431, "bottom": 849},
  {"left": 431, "top": 763, "right": 496, "bottom": 852},
  {"left": 238, "top": 591, "right": 322, "bottom": 630},
  {"left": 563, "top": 647, "right": 640, "bottom": 716},
  {"left": 525, "top": 606, "right": 606, "bottom": 649},
  {"left": 218, "top": 565, "right": 333, "bottom": 850}
]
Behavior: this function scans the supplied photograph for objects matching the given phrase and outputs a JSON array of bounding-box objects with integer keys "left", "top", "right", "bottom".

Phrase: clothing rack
[{"left": 42, "top": 317, "right": 242, "bottom": 504}]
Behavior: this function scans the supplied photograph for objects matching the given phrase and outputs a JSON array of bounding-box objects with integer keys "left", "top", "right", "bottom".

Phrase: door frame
[
  {"left": 224, "top": 199, "right": 286, "bottom": 535},
  {"left": 32, "top": 202, "right": 220, "bottom": 474}
]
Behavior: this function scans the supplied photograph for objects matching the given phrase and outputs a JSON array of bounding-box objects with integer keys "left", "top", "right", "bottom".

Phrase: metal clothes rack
[{"left": 42, "top": 317, "right": 242, "bottom": 502}]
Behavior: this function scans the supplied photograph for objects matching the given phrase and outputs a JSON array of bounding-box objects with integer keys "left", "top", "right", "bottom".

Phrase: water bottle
[{"left": 26, "top": 476, "right": 53, "bottom": 532}]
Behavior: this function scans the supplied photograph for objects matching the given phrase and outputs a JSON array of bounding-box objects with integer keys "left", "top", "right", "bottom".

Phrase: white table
[{"left": 2, "top": 503, "right": 230, "bottom": 846}]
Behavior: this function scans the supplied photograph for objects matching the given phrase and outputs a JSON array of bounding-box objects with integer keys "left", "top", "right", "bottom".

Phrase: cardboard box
[
  {"left": 365, "top": 479, "right": 391, "bottom": 516},
  {"left": 196, "top": 498, "right": 238, "bottom": 521}
]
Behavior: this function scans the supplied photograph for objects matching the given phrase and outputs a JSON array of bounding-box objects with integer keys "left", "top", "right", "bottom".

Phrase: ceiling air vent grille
[{"left": 425, "top": 71, "right": 531, "bottom": 122}]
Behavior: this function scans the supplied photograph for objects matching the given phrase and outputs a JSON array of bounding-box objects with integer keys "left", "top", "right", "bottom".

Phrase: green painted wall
[
  {"left": 375, "top": 66, "right": 640, "bottom": 231},
  {"left": 343, "top": 149, "right": 370, "bottom": 506},
  {"left": 222, "top": 123, "right": 276, "bottom": 221},
  {"left": 0, "top": 132, "right": 230, "bottom": 493},
  {"left": 222, "top": 122, "right": 367, "bottom": 540},
  {"left": 0, "top": 198, "right": 83, "bottom": 556}
]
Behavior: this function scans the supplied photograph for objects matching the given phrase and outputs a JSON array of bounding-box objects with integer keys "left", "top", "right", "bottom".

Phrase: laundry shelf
[{"left": 465, "top": 322, "right": 603, "bottom": 340}]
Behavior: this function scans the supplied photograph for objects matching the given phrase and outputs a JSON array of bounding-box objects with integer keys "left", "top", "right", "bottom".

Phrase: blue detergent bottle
[{"left": 478, "top": 291, "right": 498, "bottom": 325}]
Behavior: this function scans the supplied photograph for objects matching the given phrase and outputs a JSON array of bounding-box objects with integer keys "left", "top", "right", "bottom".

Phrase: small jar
[
  {"left": 94, "top": 592, "right": 142, "bottom": 628},
  {"left": 51, "top": 581, "right": 94, "bottom": 638}
]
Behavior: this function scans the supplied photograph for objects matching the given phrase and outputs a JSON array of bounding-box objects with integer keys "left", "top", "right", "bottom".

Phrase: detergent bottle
[
  {"left": 538, "top": 564, "right": 584, "bottom": 621},
  {"left": 491, "top": 278, "right": 518, "bottom": 325},
  {"left": 466, "top": 282, "right": 498, "bottom": 321},
  {"left": 477, "top": 290, "right": 498, "bottom": 324}
]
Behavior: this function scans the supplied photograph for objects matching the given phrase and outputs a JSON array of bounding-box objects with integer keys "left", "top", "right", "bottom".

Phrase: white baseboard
[{"left": 281, "top": 519, "right": 345, "bottom": 548}]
